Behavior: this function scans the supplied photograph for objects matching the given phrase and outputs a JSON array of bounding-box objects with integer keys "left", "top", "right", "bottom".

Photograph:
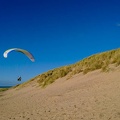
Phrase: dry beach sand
[{"left": 0, "top": 66, "right": 120, "bottom": 120}]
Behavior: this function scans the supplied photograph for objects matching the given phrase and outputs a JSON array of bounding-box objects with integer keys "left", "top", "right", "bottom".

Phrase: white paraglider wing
[{"left": 3, "top": 48, "right": 35, "bottom": 62}]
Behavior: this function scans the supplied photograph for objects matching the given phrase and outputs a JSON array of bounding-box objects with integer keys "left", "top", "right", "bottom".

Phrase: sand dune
[{"left": 0, "top": 66, "right": 120, "bottom": 120}]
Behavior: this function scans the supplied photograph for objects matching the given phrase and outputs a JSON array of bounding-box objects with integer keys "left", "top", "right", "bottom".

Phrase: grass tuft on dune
[
  {"left": 36, "top": 48, "right": 120, "bottom": 87},
  {"left": 0, "top": 88, "right": 9, "bottom": 92},
  {"left": 17, "top": 48, "right": 120, "bottom": 88}
]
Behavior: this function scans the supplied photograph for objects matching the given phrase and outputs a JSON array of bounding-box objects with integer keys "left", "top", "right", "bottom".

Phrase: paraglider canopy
[{"left": 3, "top": 48, "right": 35, "bottom": 62}]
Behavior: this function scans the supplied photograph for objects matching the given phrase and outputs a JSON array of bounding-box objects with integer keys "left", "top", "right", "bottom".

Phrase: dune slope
[{"left": 0, "top": 66, "right": 120, "bottom": 120}]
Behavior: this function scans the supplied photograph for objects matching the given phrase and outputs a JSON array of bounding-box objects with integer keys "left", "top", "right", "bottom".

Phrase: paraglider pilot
[{"left": 17, "top": 76, "right": 22, "bottom": 81}]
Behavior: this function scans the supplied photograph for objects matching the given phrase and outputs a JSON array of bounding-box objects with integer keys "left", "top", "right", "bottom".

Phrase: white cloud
[{"left": 117, "top": 23, "right": 120, "bottom": 26}]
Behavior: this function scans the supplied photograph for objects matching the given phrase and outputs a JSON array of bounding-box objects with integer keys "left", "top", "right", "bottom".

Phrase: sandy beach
[{"left": 0, "top": 66, "right": 120, "bottom": 120}]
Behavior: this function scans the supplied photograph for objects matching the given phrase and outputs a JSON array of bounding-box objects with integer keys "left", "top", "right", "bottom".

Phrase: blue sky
[{"left": 0, "top": 0, "right": 120, "bottom": 86}]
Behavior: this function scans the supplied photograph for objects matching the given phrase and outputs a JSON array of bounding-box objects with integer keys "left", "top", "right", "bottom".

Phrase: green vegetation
[
  {"left": 37, "top": 66, "right": 72, "bottom": 87},
  {"left": 16, "top": 48, "right": 119, "bottom": 88},
  {"left": 0, "top": 88, "right": 9, "bottom": 92},
  {"left": 36, "top": 48, "right": 120, "bottom": 87}
]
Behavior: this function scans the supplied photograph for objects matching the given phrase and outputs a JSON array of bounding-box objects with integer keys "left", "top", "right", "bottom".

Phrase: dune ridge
[
  {"left": 1, "top": 48, "right": 120, "bottom": 120},
  {"left": 0, "top": 65, "right": 120, "bottom": 120}
]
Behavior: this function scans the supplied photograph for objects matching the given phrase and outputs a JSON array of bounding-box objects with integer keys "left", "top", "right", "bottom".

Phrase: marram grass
[
  {"left": 17, "top": 48, "right": 120, "bottom": 88},
  {"left": 36, "top": 48, "right": 120, "bottom": 87}
]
